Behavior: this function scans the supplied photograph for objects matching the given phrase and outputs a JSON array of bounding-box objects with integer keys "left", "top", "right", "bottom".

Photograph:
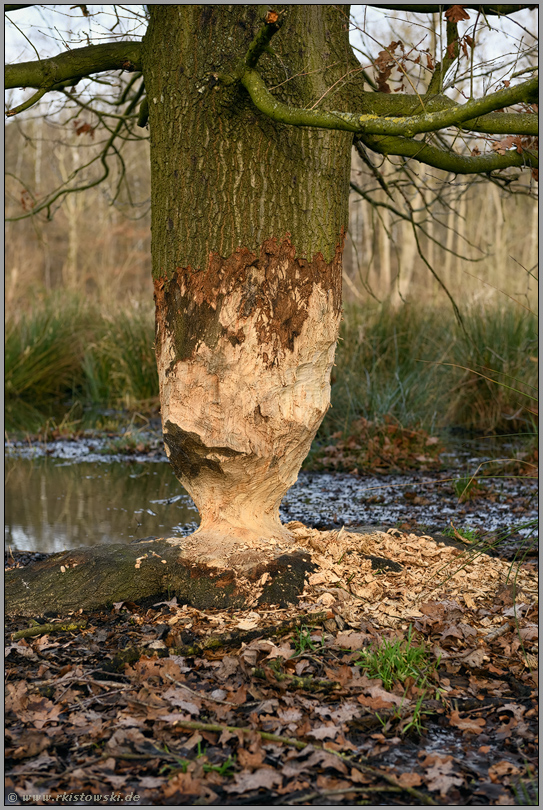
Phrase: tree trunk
[
  {"left": 142, "top": 6, "right": 353, "bottom": 566},
  {"left": 5, "top": 538, "right": 315, "bottom": 617}
]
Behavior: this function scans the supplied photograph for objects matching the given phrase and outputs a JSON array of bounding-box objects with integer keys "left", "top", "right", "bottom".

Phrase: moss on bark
[{"left": 5, "top": 538, "right": 316, "bottom": 617}]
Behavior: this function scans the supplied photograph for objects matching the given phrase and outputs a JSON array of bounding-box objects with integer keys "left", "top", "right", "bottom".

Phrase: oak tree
[{"left": 5, "top": 4, "right": 538, "bottom": 612}]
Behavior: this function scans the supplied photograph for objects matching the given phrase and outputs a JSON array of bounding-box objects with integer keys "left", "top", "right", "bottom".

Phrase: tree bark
[
  {"left": 5, "top": 538, "right": 315, "bottom": 617},
  {"left": 142, "top": 6, "right": 353, "bottom": 565}
]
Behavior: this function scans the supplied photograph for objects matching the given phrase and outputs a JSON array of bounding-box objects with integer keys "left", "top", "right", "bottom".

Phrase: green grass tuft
[
  {"left": 355, "top": 626, "right": 437, "bottom": 692},
  {"left": 5, "top": 294, "right": 538, "bottom": 446}
]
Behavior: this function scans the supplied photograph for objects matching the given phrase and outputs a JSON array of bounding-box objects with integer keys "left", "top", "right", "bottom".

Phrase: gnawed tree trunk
[
  {"left": 6, "top": 7, "right": 356, "bottom": 617},
  {"left": 5, "top": 538, "right": 315, "bottom": 617},
  {"left": 143, "top": 5, "right": 353, "bottom": 565}
]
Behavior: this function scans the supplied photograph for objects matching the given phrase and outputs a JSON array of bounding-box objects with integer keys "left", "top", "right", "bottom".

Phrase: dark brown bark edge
[{"left": 4, "top": 539, "right": 316, "bottom": 617}]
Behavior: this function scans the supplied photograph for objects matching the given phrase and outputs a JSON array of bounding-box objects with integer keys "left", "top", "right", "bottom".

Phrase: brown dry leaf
[
  {"left": 357, "top": 692, "right": 398, "bottom": 710},
  {"left": 334, "top": 631, "right": 370, "bottom": 650},
  {"left": 307, "top": 724, "right": 341, "bottom": 740},
  {"left": 162, "top": 770, "right": 203, "bottom": 799},
  {"left": 316, "top": 775, "right": 354, "bottom": 792},
  {"left": 488, "top": 761, "right": 521, "bottom": 783},
  {"left": 445, "top": 5, "right": 471, "bottom": 22},
  {"left": 162, "top": 687, "right": 200, "bottom": 715},
  {"left": 449, "top": 710, "right": 486, "bottom": 735},
  {"left": 374, "top": 42, "right": 401, "bottom": 94},
  {"left": 366, "top": 684, "right": 408, "bottom": 707},
  {"left": 19, "top": 697, "right": 62, "bottom": 729},
  {"left": 139, "top": 777, "right": 165, "bottom": 789},
  {"left": 495, "top": 795, "right": 517, "bottom": 806},
  {"left": 324, "top": 664, "right": 353, "bottom": 687},
  {"left": 277, "top": 708, "right": 303, "bottom": 725},
  {"left": 492, "top": 135, "right": 517, "bottom": 155},
  {"left": 214, "top": 655, "right": 240, "bottom": 680},
  {"left": 441, "top": 624, "right": 463, "bottom": 640},
  {"left": 104, "top": 727, "right": 151, "bottom": 756},
  {"left": 238, "top": 746, "right": 265, "bottom": 770},
  {"left": 519, "top": 624, "right": 538, "bottom": 641},
  {"left": 236, "top": 611, "right": 261, "bottom": 630},
  {"left": 458, "top": 647, "right": 487, "bottom": 668},
  {"left": 350, "top": 768, "right": 372, "bottom": 784},
  {"left": 10, "top": 730, "right": 50, "bottom": 760},
  {"left": 224, "top": 767, "right": 283, "bottom": 794},
  {"left": 425, "top": 757, "right": 465, "bottom": 796},
  {"left": 398, "top": 772, "right": 424, "bottom": 787},
  {"left": 5, "top": 681, "right": 29, "bottom": 713}
]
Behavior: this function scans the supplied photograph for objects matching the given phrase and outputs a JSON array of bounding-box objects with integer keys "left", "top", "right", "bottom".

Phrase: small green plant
[
  {"left": 203, "top": 756, "right": 237, "bottom": 777},
  {"left": 293, "top": 625, "right": 320, "bottom": 654},
  {"left": 99, "top": 428, "right": 154, "bottom": 455},
  {"left": 355, "top": 627, "right": 437, "bottom": 692},
  {"left": 443, "top": 524, "right": 479, "bottom": 543},
  {"left": 453, "top": 475, "right": 479, "bottom": 502},
  {"left": 512, "top": 769, "right": 538, "bottom": 806},
  {"left": 376, "top": 692, "right": 431, "bottom": 737}
]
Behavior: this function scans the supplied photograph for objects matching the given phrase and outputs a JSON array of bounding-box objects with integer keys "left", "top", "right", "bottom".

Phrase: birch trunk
[{"left": 142, "top": 6, "right": 353, "bottom": 566}]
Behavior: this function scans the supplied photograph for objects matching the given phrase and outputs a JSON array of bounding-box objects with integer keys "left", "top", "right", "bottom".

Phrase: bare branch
[
  {"left": 426, "top": 20, "right": 461, "bottom": 96},
  {"left": 6, "top": 86, "right": 47, "bottom": 116},
  {"left": 244, "top": 9, "right": 284, "bottom": 69},
  {"left": 241, "top": 65, "right": 537, "bottom": 138},
  {"left": 367, "top": 5, "right": 537, "bottom": 16},
  {"left": 5, "top": 41, "right": 142, "bottom": 91},
  {"left": 359, "top": 132, "right": 537, "bottom": 173}
]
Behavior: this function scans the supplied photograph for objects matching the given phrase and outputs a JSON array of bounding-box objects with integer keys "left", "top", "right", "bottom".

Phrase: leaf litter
[{"left": 5, "top": 524, "right": 538, "bottom": 806}]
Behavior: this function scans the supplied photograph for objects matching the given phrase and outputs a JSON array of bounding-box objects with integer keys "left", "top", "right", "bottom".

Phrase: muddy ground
[
  {"left": 5, "top": 429, "right": 538, "bottom": 806},
  {"left": 5, "top": 523, "right": 538, "bottom": 806}
]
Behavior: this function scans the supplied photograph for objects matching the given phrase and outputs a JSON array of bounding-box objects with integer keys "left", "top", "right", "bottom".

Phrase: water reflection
[{"left": 5, "top": 457, "right": 199, "bottom": 553}]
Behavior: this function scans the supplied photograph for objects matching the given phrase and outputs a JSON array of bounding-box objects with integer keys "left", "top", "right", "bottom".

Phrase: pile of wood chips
[{"left": 287, "top": 522, "right": 538, "bottom": 631}]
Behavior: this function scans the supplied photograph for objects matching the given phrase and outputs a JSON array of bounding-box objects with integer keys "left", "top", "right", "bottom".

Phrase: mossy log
[{"left": 5, "top": 537, "right": 315, "bottom": 617}]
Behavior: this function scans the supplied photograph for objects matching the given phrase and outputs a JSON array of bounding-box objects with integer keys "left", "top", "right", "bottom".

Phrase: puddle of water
[
  {"left": 5, "top": 457, "right": 199, "bottom": 554},
  {"left": 5, "top": 437, "right": 537, "bottom": 555}
]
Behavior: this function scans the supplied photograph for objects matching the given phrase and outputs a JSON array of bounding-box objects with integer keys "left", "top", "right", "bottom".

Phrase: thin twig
[
  {"left": 279, "top": 785, "right": 403, "bottom": 805},
  {"left": 168, "top": 719, "right": 438, "bottom": 804}
]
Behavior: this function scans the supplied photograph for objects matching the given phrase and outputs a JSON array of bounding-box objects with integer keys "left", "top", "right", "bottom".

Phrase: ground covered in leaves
[{"left": 5, "top": 526, "right": 538, "bottom": 806}]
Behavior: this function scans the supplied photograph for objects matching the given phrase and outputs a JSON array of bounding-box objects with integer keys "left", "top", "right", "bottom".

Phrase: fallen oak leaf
[
  {"left": 457, "top": 647, "right": 487, "bottom": 668},
  {"left": 425, "top": 757, "right": 465, "bottom": 796},
  {"left": 449, "top": 710, "right": 486, "bottom": 734},
  {"left": 398, "top": 772, "right": 424, "bottom": 788},
  {"left": 162, "top": 769, "right": 203, "bottom": 799},
  {"left": 488, "top": 760, "right": 521, "bottom": 783},
  {"left": 307, "top": 724, "right": 341, "bottom": 740},
  {"left": 223, "top": 767, "right": 283, "bottom": 794}
]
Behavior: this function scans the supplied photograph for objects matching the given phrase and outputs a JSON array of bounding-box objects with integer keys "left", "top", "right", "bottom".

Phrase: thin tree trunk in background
[
  {"left": 491, "top": 183, "right": 506, "bottom": 292},
  {"left": 57, "top": 145, "right": 81, "bottom": 289},
  {"left": 379, "top": 203, "right": 392, "bottom": 299},
  {"left": 391, "top": 219, "right": 417, "bottom": 307},
  {"left": 456, "top": 192, "right": 468, "bottom": 292},
  {"left": 142, "top": 5, "right": 354, "bottom": 565}
]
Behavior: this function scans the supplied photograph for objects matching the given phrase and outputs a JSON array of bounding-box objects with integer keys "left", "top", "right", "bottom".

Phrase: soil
[
  {"left": 5, "top": 428, "right": 538, "bottom": 806},
  {"left": 5, "top": 523, "right": 538, "bottom": 806}
]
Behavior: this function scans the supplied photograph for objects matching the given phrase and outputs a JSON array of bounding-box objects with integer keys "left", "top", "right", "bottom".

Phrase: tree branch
[
  {"left": 241, "top": 66, "right": 537, "bottom": 138},
  {"left": 5, "top": 41, "right": 142, "bottom": 91},
  {"left": 5, "top": 85, "right": 47, "bottom": 116},
  {"left": 367, "top": 5, "right": 537, "bottom": 15},
  {"left": 359, "top": 133, "right": 538, "bottom": 174},
  {"left": 426, "top": 20, "right": 460, "bottom": 96},
  {"left": 244, "top": 9, "right": 284, "bottom": 69},
  {"left": 5, "top": 4, "right": 36, "bottom": 11}
]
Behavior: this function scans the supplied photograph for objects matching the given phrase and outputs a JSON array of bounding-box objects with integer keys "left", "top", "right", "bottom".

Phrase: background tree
[{"left": 4, "top": 4, "right": 538, "bottom": 604}]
